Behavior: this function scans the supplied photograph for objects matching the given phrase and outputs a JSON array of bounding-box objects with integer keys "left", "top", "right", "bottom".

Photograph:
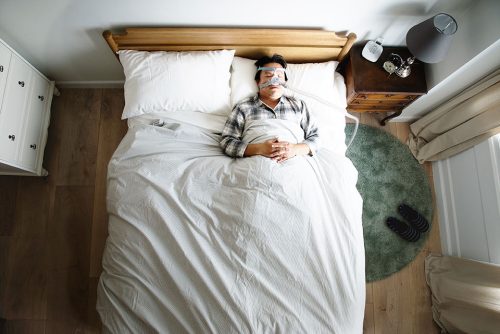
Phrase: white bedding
[{"left": 97, "top": 115, "right": 365, "bottom": 333}]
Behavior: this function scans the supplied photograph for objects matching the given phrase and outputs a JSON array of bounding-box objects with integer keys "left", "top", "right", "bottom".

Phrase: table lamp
[{"left": 384, "top": 13, "right": 458, "bottom": 78}]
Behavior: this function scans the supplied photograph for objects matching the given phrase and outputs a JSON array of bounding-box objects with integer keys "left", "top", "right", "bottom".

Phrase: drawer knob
[
  {"left": 8, "top": 134, "right": 15, "bottom": 141},
  {"left": 30, "top": 144, "right": 37, "bottom": 149},
  {"left": 0, "top": 65, "right": 3, "bottom": 72},
  {"left": 18, "top": 81, "right": 25, "bottom": 87},
  {"left": 38, "top": 95, "right": 45, "bottom": 101}
]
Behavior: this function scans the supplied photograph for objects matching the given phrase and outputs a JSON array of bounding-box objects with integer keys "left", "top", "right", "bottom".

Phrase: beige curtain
[
  {"left": 425, "top": 254, "right": 500, "bottom": 334},
  {"left": 408, "top": 69, "right": 500, "bottom": 163}
]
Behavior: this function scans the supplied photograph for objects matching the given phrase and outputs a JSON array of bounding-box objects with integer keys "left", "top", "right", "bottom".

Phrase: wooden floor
[{"left": 0, "top": 88, "right": 441, "bottom": 333}]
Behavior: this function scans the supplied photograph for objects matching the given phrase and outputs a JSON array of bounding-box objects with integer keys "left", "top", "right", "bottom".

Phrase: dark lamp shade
[{"left": 406, "top": 13, "right": 458, "bottom": 63}]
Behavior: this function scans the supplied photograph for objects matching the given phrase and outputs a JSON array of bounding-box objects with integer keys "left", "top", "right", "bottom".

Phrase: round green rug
[{"left": 345, "top": 124, "right": 433, "bottom": 282}]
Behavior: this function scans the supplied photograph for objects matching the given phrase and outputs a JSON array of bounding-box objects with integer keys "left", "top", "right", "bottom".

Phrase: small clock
[
  {"left": 383, "top": 61, "right": 397, "bottom": 74},
  {"left": 383, "top": 53, "right": 403, "bottom": 74}
]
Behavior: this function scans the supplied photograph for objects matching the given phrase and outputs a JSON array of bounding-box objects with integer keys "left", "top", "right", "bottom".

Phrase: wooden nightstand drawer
[
  {"left": 347, "top": 92, "right": 420, "bottom": 113},
  {"left": 349, "top": 99, "right": 409, "bottom": 108},
  {"left": 349, "top": 95, "right": 416, "bottom": 104},
  {"left": 348, "top": 105, "right": 402, "bottom": 112},
  {"left": 354, "top": 94, "right": 419, "bottom": 101},
  {"left": 348, "top": 103, "right": 406, "bottom": 111}
]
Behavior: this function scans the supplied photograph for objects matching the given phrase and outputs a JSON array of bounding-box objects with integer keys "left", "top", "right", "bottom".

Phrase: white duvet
[{"left": 97, "top": 117, "right": 365, "bottom": 333}]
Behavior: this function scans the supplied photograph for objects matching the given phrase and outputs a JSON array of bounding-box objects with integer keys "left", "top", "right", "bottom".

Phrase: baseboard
[
  {"left": 55, "top": 81, "right": 125, "bottom": 88},
  {"left": 386, "top": 115, "right": 419, "bottom": 123}
]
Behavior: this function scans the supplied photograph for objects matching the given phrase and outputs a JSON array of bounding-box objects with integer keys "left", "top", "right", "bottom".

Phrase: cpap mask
[{"left": 257, "top": 67, "right": 287, "bottom": 89}]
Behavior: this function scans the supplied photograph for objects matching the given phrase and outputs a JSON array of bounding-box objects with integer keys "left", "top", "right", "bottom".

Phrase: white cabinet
[
  {"left": 0, "top": 38, "right": 55, "bottom": 176},
  {"left": 0, "top": 42, "right": 11, "bottom": 108}
]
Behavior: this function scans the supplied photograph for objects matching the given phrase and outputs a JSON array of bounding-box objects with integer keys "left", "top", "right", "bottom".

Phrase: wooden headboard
[{"left": 103, "top": 28, "right": 356, "bottom": 63}]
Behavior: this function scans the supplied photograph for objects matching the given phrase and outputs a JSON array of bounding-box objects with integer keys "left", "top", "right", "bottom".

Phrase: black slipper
[
  {"left": 398, "top": 203, "right": 429, "bottom": 233},
  {"left": 386, "top": 217, "right": 420, "bottom": 242}
]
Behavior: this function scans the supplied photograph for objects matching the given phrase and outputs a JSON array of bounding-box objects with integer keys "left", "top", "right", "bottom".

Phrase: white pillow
[
  {"left": 287, "top": 61, "right": 339, "bottom": 106},
  {"left": 229, "top": 56, "right": 258, "bottom": 107},
  {"left": 119, "top": 49, "right": 235, "bottom": 119}
]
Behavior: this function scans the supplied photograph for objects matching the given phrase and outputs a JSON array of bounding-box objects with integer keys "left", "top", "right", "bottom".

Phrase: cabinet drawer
[
  {"left": 347, "top": 92, "right": 421, "bottom": 113},
  {"left": 0, "top": 56, "right": 32, "bottom": 162},
  {"left": 353, "top": 93, "right": 418, "bottom": 101},
  {"left": 348, "top": 104, "right": 403, "bottom": 112},
  {"left": 19, "top": 72, "right": 49, "bottom": 170},
  {"left": 349, "top": 99, "right": 408, "bottom": 108},
  {"left": 0, "top": 42, "right": 12, "bottom": 109}
]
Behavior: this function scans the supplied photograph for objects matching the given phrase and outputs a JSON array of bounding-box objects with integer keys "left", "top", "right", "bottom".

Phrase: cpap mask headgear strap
[
  {"left": 257, "top": 67, "right": 287, "bottom": 75},
  {"left": 257, "top": 67, "right": 287, "bottom": 89}
]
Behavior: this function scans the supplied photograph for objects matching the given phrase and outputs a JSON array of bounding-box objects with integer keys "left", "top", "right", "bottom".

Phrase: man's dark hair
[{"left": 254, "top": 54, "right": 288, "bottom": 81}]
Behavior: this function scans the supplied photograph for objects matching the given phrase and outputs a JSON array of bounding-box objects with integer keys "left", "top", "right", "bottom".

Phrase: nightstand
[{"left": 341, "top": 44, "right": 427, "bottom": 125}]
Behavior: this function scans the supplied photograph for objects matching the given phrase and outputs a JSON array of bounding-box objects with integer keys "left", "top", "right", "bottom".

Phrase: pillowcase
[
  {"left": 229, "top": 56, "right": 259, "bottom": 107},
  {"left": 287, "top": 61, "right": 339, "bottom": 105},
  {"left": 119, "top": 49, "right": 235, "bottom": 119}
]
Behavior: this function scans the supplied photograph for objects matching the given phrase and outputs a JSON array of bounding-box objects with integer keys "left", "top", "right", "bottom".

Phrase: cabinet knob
[
  {"left": 8, "top": 134, "right": 15, "bottom": 141},
  {"left": 0, "top": 65, "right": 3, "bottom": 72},
  {"left": 38, "top": 95, "right": 45, "bottom": 101},
  {"left": 18, "top": 81, "right": 25, "bottom": 87},
  {"left": 30, "top": 144, "right": 37, "bottom": 149}
]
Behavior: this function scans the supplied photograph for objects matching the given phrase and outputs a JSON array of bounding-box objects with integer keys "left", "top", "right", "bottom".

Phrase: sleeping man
[{"left": 220, "top": 54, "right": 320, "bottom": 163}]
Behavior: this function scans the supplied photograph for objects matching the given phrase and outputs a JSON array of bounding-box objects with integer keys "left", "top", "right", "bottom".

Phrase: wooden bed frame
[{"left": 103, "top": 27, "right": 356, "bottom": 63}]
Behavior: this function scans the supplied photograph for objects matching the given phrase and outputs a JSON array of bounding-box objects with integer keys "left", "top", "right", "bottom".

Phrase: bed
[{"left": 97, "top": 27, "right": 365, "bottom": 333}]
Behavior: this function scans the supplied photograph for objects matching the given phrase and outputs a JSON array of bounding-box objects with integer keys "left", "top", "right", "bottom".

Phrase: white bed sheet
[{"left": 97, "top": 114, "right": 365, "bottom": 333}]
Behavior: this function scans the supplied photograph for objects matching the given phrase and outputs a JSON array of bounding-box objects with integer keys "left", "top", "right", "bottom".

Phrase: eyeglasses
[{"left": 257, "top": 67, "right": 286, "bottom": 78}]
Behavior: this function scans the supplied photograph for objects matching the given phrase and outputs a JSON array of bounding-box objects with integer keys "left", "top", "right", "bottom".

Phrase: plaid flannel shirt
[{"left": 220, "top": 94, "right": 320, "bottom": 157}]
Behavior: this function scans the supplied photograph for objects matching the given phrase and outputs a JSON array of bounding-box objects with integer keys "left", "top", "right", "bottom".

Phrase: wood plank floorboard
[
  {"left": 0, "top": 89, "right": 440, "bottom": 333},
  {"left": 0, "top": 176, "right": 18, "bottom": 236}
]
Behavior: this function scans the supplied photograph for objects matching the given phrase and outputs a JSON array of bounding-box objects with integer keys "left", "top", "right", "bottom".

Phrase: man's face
[{"left": 257, "top": 62, "right": 286, "bottom": 100}]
